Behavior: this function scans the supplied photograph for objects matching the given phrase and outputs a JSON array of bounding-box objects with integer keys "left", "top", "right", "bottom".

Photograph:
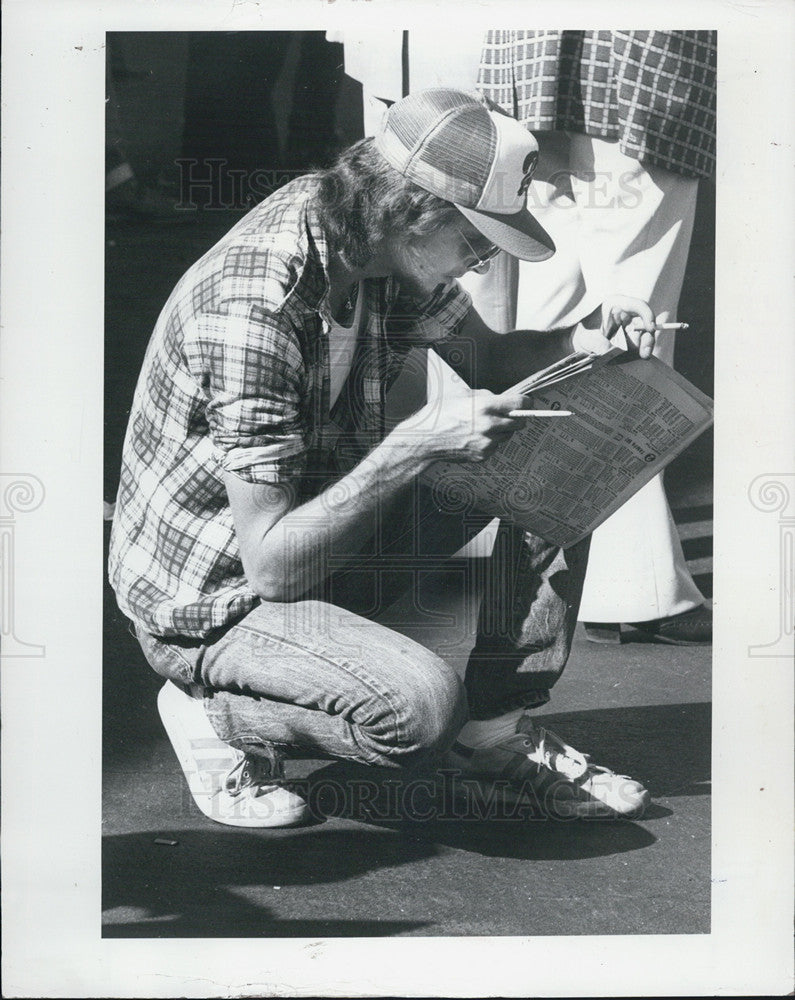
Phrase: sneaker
[
  {"left": 157, "top": 680, "right": 310, "bottom": 828},
  {"left": 446, "top": 717, "right": 650, "bottom": 820}
]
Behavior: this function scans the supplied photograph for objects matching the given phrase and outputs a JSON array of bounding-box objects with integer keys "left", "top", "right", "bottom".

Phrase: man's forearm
[
  {"left": 231, "top": 377, "right": 526, "bottom": 602},
  {"left": 482, "top": 327, "right": 576, "bottom": 391},
  {"left": 241, "top": 430, "right": 430, "bottom": 602},
  {"left": 441, "top": 305, "right": 577, "bottom": 392}
]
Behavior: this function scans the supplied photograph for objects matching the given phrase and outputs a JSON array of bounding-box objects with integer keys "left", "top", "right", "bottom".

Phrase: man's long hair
[{"left": 313, "top": 138, "right": 461, "bottom": 268}]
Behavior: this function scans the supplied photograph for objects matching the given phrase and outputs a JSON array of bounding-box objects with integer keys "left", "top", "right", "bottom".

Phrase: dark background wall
[{"left": 108, "top": 32, "right": 364, "bottom": 187}]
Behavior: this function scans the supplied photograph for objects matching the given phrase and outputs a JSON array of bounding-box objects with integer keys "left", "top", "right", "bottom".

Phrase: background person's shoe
[
  {"left": 446, "top": 717, "right": 650, "bottom": 820},
  {"left": 157, "top": 680, "right": 310, "bottom": 828},
  {"left": 583, "top": 622, "right": 622, "bottom": 644},
  {"left": 629, "top": 604, "right": 712, "bottom": 645}
]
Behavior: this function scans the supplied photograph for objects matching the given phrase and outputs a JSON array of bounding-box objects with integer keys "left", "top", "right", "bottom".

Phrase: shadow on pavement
[
  {"left": 398, "top": 815, "right": 657, "bottom": 861},
  {"left": 292, "top": 699, "right": 709, "bottom": 859},
  {"left": 102, "top": 827, "right": 435, "bottom": 937},
  {"left": 299, "top": 759, "right": 656, "bottom": 861}
]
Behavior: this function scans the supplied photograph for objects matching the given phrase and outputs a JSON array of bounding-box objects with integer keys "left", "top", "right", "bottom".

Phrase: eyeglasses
[{"left": 457, "top": 229, "right": 501, "bottom": 271}]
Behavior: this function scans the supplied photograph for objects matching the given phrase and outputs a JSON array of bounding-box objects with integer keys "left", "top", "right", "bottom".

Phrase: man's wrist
[
  {"left": 571, "top": 302, "right": 611, "bottom": 355},
  {"left": 382, "top": 416, "right": 438, "bottom": 473}
]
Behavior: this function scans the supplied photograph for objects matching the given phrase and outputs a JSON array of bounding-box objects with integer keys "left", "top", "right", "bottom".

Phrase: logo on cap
[{"left": 517, "top": 151, "right": 538, "bottom": 198}]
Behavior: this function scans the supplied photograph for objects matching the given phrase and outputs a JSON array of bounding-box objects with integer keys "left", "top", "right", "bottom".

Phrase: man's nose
[{"left": 470, "top": 259, "right": 492, "bottom": 275}]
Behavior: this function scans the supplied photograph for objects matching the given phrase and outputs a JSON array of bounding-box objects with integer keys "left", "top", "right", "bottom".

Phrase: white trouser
[{"left": 463, "top": 131, "right": 705, "bottom": 621}]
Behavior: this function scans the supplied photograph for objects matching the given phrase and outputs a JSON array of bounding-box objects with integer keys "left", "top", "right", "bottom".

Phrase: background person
[
  {"left": 477, "top": 29, "right": 717, "bottom": 644},
  {"left": 340, "top": 29, "right": 715, "bottom": 644}
]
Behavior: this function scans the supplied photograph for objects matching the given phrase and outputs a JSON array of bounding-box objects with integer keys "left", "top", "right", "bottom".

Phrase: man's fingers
[
  {"left": 490, "top": 393, "right": 529, "bottom": 414},
  {"left": 624, "top": 316, "right": 657, "bottom": 358},
  {"left": 622, "top": 297, "right": 656, "bottom": 329},
  {"left": 608, "top": 298, "right": 656, "bottom": 338},
  {"left": 638, "top": 330, "right": 656, "bottom": 358},
  {"left": 627, "top": 314, "right": 656, "bottom": 334},
  {"left": 638, "top": 300, "right": 656, "bottom": 328}
]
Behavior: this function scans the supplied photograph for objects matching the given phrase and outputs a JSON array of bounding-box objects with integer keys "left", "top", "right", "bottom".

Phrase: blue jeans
[{"left": 136, "top": 484, "right": 590, "bottom": 769}]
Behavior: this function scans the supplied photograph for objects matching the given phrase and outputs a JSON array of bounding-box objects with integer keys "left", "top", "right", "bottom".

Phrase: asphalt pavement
[{"left": 102, "top": 530, "right": 711, "bottom": 938}]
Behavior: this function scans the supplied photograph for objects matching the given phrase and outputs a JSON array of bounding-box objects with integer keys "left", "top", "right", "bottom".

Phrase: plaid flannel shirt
[
  {"left": 478, "top": 30, "right": 717, "bottom": 179},
  {"left": 108, "top": 175, "right": 471, "bottom": 639}
]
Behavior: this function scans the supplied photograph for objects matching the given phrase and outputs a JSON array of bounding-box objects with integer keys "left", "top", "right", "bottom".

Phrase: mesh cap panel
[
  {"left": 386, "top": 88, "right": 474, "bottom": 148},
  {"left": 419, "top": 106, "right": 495, "bottom": 190}
]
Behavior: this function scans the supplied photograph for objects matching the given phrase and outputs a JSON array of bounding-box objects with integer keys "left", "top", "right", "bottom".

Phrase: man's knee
[{"left": 378, "top": 658, "right": 468, "bottom": 765}]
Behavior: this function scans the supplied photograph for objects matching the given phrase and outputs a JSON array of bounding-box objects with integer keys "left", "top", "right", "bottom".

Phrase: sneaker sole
[
  {"left": 446, "top": 768, "right": 651, "bottom": 820},
  {"left": 157, "top": 681, "right": 309, "bottom": 829}
]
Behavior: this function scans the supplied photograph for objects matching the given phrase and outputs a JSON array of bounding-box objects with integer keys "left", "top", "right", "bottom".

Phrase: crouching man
[{"left": 109, "top": 89, "right": 658, "bottom": 827}]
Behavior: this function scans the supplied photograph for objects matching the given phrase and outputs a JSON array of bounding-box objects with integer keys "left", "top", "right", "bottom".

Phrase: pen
[{"left": 509, "top": 409, "right": 573, "bottom": 417}]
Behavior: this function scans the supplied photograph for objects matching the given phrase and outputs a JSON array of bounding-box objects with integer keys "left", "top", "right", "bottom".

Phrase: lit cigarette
[
  {"left": 509, "top": 409, "right": 573, "bottom": 417},
  {"left": 656, "top": 322, "right": 689, "bottom": 331}
]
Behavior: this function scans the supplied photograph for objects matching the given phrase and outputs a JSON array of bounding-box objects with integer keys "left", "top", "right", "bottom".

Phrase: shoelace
[
  {"left": 224, "top": 751, "right": 284, "bottom": 797},
  {"left": 522, "top": 726, "right": 589, "bottom": 781},
  {"left": 523, "top": 726, "right": 634, "bottom": 784}
]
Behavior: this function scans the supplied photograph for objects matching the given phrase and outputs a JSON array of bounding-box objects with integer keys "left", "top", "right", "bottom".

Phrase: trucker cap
[{"left": 374, "top": 88, "right": 555, "bottom": 262}]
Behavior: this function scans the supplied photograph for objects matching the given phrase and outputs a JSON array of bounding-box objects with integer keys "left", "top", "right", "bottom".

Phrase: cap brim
[{"left": 455, "top": 204, "right": 555, "bottom": 262}]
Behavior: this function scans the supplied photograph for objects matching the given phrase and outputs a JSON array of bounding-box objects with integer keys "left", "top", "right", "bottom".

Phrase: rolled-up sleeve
[{"left": 184, "top": 300, "right": 309, "bottom": 485}]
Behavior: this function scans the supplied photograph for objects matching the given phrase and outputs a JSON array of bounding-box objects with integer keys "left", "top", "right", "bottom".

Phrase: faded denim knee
[{"left": 366, "top": 658, "right": 468, "bottom": 768}]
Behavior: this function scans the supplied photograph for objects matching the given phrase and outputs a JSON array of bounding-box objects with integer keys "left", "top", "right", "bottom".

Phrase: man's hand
[
  {"left": 572, "top": 296, "right": 657, "bottom": 359},
  {"left": 602, "top": 296, "right": 657, "bottom": 358},
  {"left": 391, "top": 383, "right": 527, "bottom": 466}
]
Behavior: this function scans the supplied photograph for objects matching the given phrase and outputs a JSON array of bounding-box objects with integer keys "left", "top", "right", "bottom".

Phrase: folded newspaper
[{"left": 423, "top": 347, "right": 714, "bottom": 548}]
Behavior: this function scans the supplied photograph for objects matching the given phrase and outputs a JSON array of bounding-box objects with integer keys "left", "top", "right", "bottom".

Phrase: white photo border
[{"left": 2, "top": 0, "right": 793, "bottom": 996}]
